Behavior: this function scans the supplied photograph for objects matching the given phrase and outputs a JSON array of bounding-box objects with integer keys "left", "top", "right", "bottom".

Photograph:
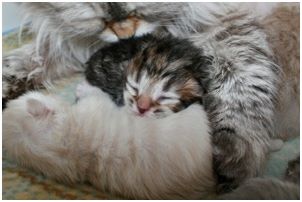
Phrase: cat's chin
[
  {"left": 132, "top": 110, "right": 170, "bottom": 119},
  {"left": 125, "top": 107, "right": 157, "bottom": 119},
  {"left": 99, "top": 21, "right": 157, "bottom": 43}
]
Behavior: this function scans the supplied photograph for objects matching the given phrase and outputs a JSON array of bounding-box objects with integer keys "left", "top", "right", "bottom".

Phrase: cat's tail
[{"left": 217, "top": 156, "right": 300, "bottom": 200}]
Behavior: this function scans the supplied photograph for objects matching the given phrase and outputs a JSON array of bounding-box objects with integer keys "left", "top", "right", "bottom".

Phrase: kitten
[
  {"left": 84, "top": 7, "right": 282, "bottom": 191},
  {"left": 3, "top": 2, "right": 279, "bottom": 102},
  {"left": 3, "top": 89, "right": 215, "bottom": 199},
  {"left": 3, "top": 2, "right": 296, "bottom": 191},
  {"left": 85, "top": 34, "right": 207, "bottom": 118},
  {"left": 2, "top": 86, "right": 293, "bottom": 199}
]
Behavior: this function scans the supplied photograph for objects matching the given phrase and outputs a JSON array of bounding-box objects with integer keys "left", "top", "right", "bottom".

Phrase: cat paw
[
  {"left": 285, "top": 156, "right": 300, "bottom": 184},
  {"left": 75, "top": 81, "right": 100, "bottom": 101},
  {"left": 269, "top": 139, "right": 284, "bottom": 152},
  {"left": 212, "top": 131, "right": 262, "bottom": 193},
  {"left": 2, "top": 55, "right": 39, "bottom": 109}
]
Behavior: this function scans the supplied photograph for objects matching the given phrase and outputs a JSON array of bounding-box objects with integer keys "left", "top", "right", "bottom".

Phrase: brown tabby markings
[{"left": 177, "top": 79, "right": 201, "bottom": 101}]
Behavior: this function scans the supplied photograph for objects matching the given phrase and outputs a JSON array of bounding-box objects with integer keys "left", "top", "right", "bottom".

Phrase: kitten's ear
[{"left": 27, "top": 99, "right": 53, "bottom": 118}]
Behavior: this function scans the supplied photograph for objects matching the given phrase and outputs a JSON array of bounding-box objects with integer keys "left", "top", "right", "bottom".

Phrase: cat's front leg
[
  {"left": 202, "top": 61, "right": 280, "bottom": 193},
  {"left": 3, "top": 43, "right": 44, "bottom": 109},
  {"left": 3, "top": 41, "right": 84, "bottom": 109},
  {"left": 210, "top": 125, "right": 269, "bottom": 193}
]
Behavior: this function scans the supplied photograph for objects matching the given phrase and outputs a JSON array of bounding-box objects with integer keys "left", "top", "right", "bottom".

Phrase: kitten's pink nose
[{"left": 137, "top": 95, "right": 152, "bottom": 114}]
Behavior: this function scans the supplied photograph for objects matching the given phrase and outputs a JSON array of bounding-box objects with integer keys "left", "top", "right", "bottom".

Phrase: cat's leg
[
  {"left": 3, "top": 43, "right": 43, "bottom": 109},
  {"left": 201, "top": 57, "right": 280, "bottom": 193},
  {"left": 3, "top": 42, "right": 84, "bottom": 109},
  {"left": 219, "top": 156, "right": 300, "bottom": 199},
  {"left": 285, "top": 156, "right": 300, "bottom": 184},
  {"left": 268, "top": 139, "right": 284, "bottom": 152}
]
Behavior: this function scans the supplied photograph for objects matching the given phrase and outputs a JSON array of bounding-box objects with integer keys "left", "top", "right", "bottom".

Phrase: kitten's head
[
  {"left": 22, "top": 2, "right": 183, "bottom": 42},
  {"left": 123, "top": 36, "right": 204, "bottom": 118},
  {"left": 5, "top": 92, "right": 66, "bottom": 135}
]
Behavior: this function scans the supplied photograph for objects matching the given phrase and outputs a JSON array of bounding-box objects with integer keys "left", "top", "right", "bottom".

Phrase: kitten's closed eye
[
  {"left": 157, "top": 95, "right": 180, "bottom": 105},
  {"left": 126, "top": 83, "right": 138, "bottom": 96},
  {"left": 157, "top": 96, "right": 171, "bottom": 101}
]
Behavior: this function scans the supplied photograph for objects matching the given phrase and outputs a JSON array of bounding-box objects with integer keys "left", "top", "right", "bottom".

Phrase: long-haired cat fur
[
  {"left": 3, "top": 89, "right": 215, "bottom": 199},
  {"left": 3, "top": 2, "right": 298, "bottom": 191},
  {"left": 3, "top": 88, "right": 298, "bottom": 199},
  {"left": 219, "top": 156, "right": 300, "bottom": 200},
  {"left": 261, "top": 3, "right": 300, "bottom": 140}
]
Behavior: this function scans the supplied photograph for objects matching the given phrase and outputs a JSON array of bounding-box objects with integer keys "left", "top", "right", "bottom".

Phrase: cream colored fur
[{"left": 3, "top": 90, "right": 215, "bottom": 199}]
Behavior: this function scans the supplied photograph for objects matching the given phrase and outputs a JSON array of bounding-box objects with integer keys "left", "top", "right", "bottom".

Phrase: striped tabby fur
[{"left": 2, "top": 2, "right": 298, "bottom": 192}]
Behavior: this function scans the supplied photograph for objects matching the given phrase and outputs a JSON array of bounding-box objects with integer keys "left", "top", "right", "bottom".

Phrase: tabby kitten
[
  {"left": 85, "top": 34, "right": 208, "bottom": 118},
  {"left": 3, "top": 2, "right": 293, "bottom": 192}
]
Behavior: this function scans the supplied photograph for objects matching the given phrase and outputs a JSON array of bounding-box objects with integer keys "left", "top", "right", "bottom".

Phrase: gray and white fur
[
  {"left": 3, "top": 2, "right": 296, "bottom": 192},
  {"left": 219, "top": 156, "right": 300, "bottom": 199}
]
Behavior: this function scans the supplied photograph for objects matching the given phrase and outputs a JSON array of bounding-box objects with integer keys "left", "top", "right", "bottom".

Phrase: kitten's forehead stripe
[{"left": 127, "top": 77, "right": 139, "bottom": 88}]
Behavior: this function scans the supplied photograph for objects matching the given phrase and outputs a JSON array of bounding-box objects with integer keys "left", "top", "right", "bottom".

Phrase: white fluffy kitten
[{"left": 3, "top": 85, "right": 215, "bottom": 199}]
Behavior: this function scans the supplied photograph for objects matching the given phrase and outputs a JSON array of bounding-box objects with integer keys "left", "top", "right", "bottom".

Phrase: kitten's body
[
  {"left": 84, "top": 22, "right": 283, "bottom": 190},
  {"left": 3, "top": 89, "right": 298, "bottom": 199},
  {"left": 3, "top": 90, "right": 215, "bottom": 199},
  {"left": 3, "top": 2, "right": 298, "bottom": 191},
  {"left": 85, "top": 34, "right": 207, "bottom": 117}
]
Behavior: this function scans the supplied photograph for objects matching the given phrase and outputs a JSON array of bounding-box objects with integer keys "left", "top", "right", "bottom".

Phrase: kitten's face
[
  {"left": 124, "top": 73, "right": 201, "bottom": 118},
  {"left": 24, "top": 2, "right": 182, "bottom": 42},
  {"left": 123, "top": 41, "right": 203, "bottom": 118}
]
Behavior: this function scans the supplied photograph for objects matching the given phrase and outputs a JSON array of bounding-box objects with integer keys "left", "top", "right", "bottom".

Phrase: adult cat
[{"left": 3, "top": 2, "right": 298, "bottom": 191}]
